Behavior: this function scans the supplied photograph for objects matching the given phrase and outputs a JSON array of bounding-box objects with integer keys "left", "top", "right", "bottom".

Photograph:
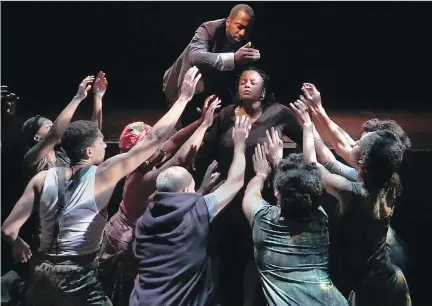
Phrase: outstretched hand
[
  {"left": 76, "top": 75, "right": 95, "bottom": 100},
  {"left": 232, "top": 115, "right": 251, "bottom": 148},
  {"left": 199, "top": 160, "right": 222, "bottom": 194},
  {"left": 253, "top": 143, "right": 271, "bottom": 178},
  {"left": 179, "top": 66, "right": 202, "bottom": 101},
  {"left": 264, "top": 127, "right": 283, "bottom": 168},
  {"left": 289, "top": 99, "right": 312, "bottom": 127},
  {"left": 202, "top": 98, "right": 221, "bottom": 128},
  {"left": 234, "top": 42, "right": 261, "bottom": 64},
  {"left": 93, "top": 71, "right": 108, "bottom": 98},
  {"left": 301, "top": 83, "right": 322, "bottom": 109}
]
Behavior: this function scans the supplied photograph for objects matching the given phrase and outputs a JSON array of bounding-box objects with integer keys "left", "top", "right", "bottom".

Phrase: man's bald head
[{"left": 156, "top": 166, "right": 195, "bottom": 192}]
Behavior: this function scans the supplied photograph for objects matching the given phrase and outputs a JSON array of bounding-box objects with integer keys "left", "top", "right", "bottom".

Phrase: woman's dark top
[
  {"left": 339, "top": 182, "right": 411, "bottom": 306},
  {"left": 201, "top": 103, "right": 302, "bottom": 183}
]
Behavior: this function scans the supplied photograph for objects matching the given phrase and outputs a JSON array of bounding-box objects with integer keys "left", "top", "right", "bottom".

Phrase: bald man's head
[{"left": 156, "top": 166, "right": 195, "bottom": 193}]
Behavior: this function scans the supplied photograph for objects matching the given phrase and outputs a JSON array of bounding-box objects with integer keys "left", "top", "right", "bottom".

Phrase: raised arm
[
  {"left": 243, "top": 143, "right": 271, "bottom": 225},
  {"left": 302, "top": 83, "right": 357, "bottom": 168},
  {"left": 189, "top": 21, "right": 259, "bottom": 71},
  {"left": 1, "top": 171, "right": 46, "bottom": 263},
  {"left": 211, "top": 115, "right": 250, "bottom": 214},
  {"left": 91, "top": 71, "right": 107, "bottom": 130},
  {"left": 95, "top": 67, "right": 201, "bottom": 190},
  {"left": 142, "top": 98, "right": 221, "bottom": 187},
  {"left": 24, "top": 76, "right": 94, "bottom": 167},
  {"left": 290, "top": 100, "right": 353, "bottom": 213},
  {"left": 161, "top": 95, "right": 218, "bottom": 156}
]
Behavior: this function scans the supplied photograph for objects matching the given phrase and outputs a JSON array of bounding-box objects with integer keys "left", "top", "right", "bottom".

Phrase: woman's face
[{"left": 238, "top": 70, "right": 264, "bottom": 103}]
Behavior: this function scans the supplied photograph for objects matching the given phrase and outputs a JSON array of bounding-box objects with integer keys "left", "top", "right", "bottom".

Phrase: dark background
[
  {"left": 2, "top": 1, "right": 432, "bottom": 113},
  {"left": 2, "top": 2, "right": 431, "bottom": 305}
]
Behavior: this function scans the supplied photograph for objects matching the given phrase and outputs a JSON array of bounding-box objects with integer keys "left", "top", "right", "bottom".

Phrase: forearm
[
  {"left": 313, "top": 107, "right": 353, "bottom": 160},
  {"left": 91, "top": 95, "right": 103, "bottom": 130},
  {"left": 302, "top": 123, "right": 318, "bottom": 163},
  {"left": 171, "top": 124, "right": 209, "bottom": 165},
  {"left": 145, "top": 97, "right": 189, "bottom": 142},
  {"left": 245, "top": 175, "right": 266, "bottom": 198},
  {"left": 162, "top": 118, "right": 202, "bottom": 154},
  {"left": 51, "top": 96, "right": 84, "bottom": 138},
  {"left": 226, "top": 146, "right": 246, "bottom": 186},
  {"left": 312, "top": 123, "right": 336, "bottom": 164}
]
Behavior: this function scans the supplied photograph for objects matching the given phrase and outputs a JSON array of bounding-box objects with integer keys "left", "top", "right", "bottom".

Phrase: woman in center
[{"left": 198, "top": 67, "right": 302, "bottom": 306}]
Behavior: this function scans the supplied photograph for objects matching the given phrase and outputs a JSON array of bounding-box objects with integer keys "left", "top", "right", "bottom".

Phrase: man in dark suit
[{"left": 163, "top": 4, "right": 260, "bottom": 127}]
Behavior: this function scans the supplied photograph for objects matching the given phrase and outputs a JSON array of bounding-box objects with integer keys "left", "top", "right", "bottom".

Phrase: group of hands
[
  {"left": 2, "top": 71, "right": 108, "bottom": 122},
  {"left": 74, "top": 71, "right": 108, "bottom": 101},
  {"left": 177, "top": 66, "right": 326, "bottom": 191},
  {"left": 1, "top": 85, "right": 19, "bottom": 116}
]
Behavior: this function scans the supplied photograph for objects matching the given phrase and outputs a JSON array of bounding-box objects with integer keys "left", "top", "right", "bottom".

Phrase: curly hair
[
  {"left": 360, "top": 130, "right": 404, "bottom": 194},
  {"left": 61, "top": 120, "right": 100, "bottom": 164},
  {"left": 235, "top": 66, "right": 277, "bottom": 109},
  {"left": 361, "top": 119, "right": 411, "bottom": 152},
  {"left": 273, "top": 153, "right": 324, "bottom": 218}
]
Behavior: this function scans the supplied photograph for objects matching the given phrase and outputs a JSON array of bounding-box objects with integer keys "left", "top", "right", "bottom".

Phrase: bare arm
[
  {"left": 313, "top": 107, "right": 356, "bottom": 167},
  {"left": 161, "top": 95, "right": 218, "bottom": 155},
  {"left": 24, "top": 76, "right": 94, "bottom": 167},
  {"left": 95, "top": 67, "right": 201, "bottom": 191},
  {"left": 301, "top": 83, "right": 356, "bottom": 167},
  {"left": 290, "top": 100, "right": 353, "bottom": 213},
  {"left": 91, "top": 71, "right": 107, "bottom": 130},
  {"left": 243, "top": 143, "right": 271, "bottom": 225},
  {"left": 211, "top": 116, "right": 250, "bottom": 214},
  {"left": 2, "top": 171, "right": 46, "bottom": 244},
  {"left": 142, "top": 99, "right": 221, "bottom": 187}
]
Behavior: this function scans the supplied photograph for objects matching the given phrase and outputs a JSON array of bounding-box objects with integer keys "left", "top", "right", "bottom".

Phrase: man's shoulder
[{"left": 199, "top": 18, "right": 226, "bottom": 30}]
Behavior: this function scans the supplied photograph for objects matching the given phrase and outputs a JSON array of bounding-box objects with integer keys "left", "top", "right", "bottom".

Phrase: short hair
[
  {"left": 361, "top": 130, "right": 404, "bottom": 193},
  {"left": 361, "top": 119, "right": 411, "bottom": 152},
  {"left": 229, "top": 4, "right": 255, "bottom": 19},
  {"left": 273, "top": 153, "right": 323, "bottom": 218},
  {"left": 61, "top": 120, "right": 100, "bottom": 164},
  {"left": 156, "top": 166, "right": 193, "bottom": 192},
  {"left": 236, "top": 66, "right": 277, "bottom": 108}
]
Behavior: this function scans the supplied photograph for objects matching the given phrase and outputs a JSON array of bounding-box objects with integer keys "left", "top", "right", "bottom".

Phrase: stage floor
[{"left": 99, "top": 108, "right": 432, "bottom": 150}]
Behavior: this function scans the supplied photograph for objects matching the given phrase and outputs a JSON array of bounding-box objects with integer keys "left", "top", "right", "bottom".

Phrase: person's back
[
  {"left": 38, "top": 165, "right": 105, "bottom": 256},
  {"left": 131, "top": 191, "right": 213, "bottom": 306},
  {"left": 339, "top": 182, "right": 411, "bottom": 306},
  {"left": 26, "top": 165, "right": 111, "bottom": 306},
  {"left": 252, "top": 201, "right": 348, "bottom": 306},
  {"left": 243, "top": 151, "right": 348, "bottom": 306}
]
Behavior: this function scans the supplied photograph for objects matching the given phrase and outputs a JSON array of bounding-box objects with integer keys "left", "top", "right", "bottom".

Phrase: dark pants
[
  {"left": 27, "top": 253, "right": 111, "bottom": 306},
  {"left": 98, "top": 209, "right": 137, "bottom": 306},
  {"left": 209, "top": 193, "right": 267, "bottom": 306}
]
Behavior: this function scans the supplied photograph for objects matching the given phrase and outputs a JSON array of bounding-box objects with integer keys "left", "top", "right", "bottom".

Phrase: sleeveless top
[
  {"left": 339, "top": 182, "right": 392, "bottom": 280},
  {"left": 38, "top": 165, "right": 107, "bottom": 256}
]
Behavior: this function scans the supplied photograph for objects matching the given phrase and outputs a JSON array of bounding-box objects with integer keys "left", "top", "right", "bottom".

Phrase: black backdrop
[
  {"left": 2, "top": 2, "right": 432, "bottom": 305},
  {"left": 2, "top": 1, "right": 432, "bottom": 112}
]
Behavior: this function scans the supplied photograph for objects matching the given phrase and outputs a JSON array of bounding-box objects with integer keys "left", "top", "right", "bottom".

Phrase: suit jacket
[{"left": 163, "top": 19, "right": 239, "bottom": 106}]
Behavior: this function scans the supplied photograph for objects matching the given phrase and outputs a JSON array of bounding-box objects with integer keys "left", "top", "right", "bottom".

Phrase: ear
[
  {"left": 33, "top": 135, "right": 41, "bottom": 142},
  {"left": 261, "top": 89, "right": 266, "bottom": 100},
  {"left": 83, "top": 147, "right": 93, "bottom": 160},
  {"left": 225, "top": 17, "right": 231, "bottom": 28}
]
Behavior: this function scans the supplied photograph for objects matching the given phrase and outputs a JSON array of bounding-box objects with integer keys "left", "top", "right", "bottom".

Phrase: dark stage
[{"left": 2, "top": 1, "right": 432, "bottom": 305}]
